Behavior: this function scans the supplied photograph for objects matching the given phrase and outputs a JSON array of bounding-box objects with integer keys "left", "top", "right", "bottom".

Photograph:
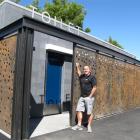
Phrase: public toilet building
[{"left": 0, "top": 1, "right": 140, "bottom": 140}]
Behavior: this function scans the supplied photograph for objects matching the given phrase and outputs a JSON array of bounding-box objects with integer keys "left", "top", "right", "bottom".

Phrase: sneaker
[
  {"left": 71, "top": 125, "right": 83, "bottom": 130},
  {"left": 87, "top": 125, "right": 92, "bottom": 133}
]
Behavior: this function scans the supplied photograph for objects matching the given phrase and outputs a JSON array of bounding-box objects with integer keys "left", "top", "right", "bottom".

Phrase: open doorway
[
  {"left": 29, "top": 50, "right": 72, "bottom": 138},
  {"left": 44, "top": 51, "right": 72, "bottom": 115},
  {"left": 44, "top": 52, "right": 64, "bottom": 115}
]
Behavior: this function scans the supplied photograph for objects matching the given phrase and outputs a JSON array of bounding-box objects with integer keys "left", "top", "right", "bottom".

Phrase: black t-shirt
[{"left": 79, "top": 74, "right": 97, "bottom": 97}]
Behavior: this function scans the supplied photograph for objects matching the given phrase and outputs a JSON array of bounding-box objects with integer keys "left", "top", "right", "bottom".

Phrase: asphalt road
[
  {"left": 1, "top": 108, "right": 140, "bottom": 140},
  {"left": 31, "top": 108, "right": 140, "bottom": 140}
]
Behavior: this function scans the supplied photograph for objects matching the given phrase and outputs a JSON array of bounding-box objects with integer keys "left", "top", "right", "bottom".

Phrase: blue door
[{"left": 45, "top": 52, "right": 63, "bottom": 115}]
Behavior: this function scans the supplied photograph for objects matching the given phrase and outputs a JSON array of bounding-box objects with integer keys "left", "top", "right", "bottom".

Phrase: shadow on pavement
[
  {"left": 29, "top": 117, "right": 43, "bottom": 137},
  {"left": 0, "top": 133, "right": 10, "bottom": 140}
]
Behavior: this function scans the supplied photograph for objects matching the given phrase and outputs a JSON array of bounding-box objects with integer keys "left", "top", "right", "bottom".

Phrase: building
[{"left": 0, "top": 1, "right": 140, "bottom": 140}]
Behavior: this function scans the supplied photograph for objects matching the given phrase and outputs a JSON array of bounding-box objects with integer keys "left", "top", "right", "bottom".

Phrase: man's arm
[
  {"left": 89, "top": 86, "right": 97, "bottom": 98},
  {"left": 76, "top": 63, "right": 81, "bottom": 77}
]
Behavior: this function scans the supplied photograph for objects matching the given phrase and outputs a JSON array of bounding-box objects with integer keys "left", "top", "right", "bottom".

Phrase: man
[{"left": 72, "top": 63, "right": 97, "bottom": 133}]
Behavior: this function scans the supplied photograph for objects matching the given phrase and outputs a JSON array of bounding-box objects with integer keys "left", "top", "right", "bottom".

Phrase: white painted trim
[
  {"left": 45, "top": 44, "right": 73, "bottom": 55},
  {"left": 2, "top": 0, "right": 41, "bottom": 15},
  {"left": 0, "top": 129, "right": 11, "bottom": 139},
  {"left": 0, "top": 0, "right": 6, "bottom": 6},
  {"left": 4, "top": 31, "right": 18, "bottom": 39}
]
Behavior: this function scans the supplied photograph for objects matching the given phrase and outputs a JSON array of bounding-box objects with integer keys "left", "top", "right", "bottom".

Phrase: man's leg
[
  {"left": 71, "top": 111, "right": 83, "bottom": 130},
  {"left": 71, "top": 97, "right": 84, "bottom": 130},
  {"left": 77, "top": 111, "right": 83, "bottom": 126},
  {"left": 76, "top": 97, "right": 85, "bottom": 126},
  {"left": 85, "top": 97, "right": 95, "bottom": 133},
  {"left": 88, "top": 114, "right": 94, "bottom": 126},
  {"left": 87, "top": 114, "right": 94, "bottom": 132}
]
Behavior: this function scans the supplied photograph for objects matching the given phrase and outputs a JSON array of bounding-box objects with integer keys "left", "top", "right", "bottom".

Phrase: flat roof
[{"left": 0, "top": 0, "right": 140, "bottom": 65}]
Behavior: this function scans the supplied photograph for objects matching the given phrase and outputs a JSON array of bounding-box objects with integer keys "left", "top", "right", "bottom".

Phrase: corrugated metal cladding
[{"left": 71, "top": 46, "right": 140, "bottom": 123}]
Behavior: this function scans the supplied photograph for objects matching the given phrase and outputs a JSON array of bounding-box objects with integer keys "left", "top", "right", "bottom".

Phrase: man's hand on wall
[{"left": 76, "top": 62, "right": 80, "bottom": 68}]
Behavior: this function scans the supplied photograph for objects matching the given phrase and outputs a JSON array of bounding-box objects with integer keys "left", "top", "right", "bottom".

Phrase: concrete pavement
[
  {"left": 0, "top": 108, "right": 140, "bottom": 140},
  {"left": 31, "top": 108, "right": 140, "bottom": 140},
  {"left": 0, "top": 133, "right": 9, "bottom": 140},
  {"left": 30, "top": 112, "right": 70, "bottom": 138}
]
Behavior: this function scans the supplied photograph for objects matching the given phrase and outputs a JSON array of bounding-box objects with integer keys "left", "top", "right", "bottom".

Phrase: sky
[{"left": 20, "top": 0, "right": 140, "bottom": 60}]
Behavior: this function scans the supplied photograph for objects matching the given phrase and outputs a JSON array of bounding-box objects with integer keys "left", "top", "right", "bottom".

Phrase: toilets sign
[{"left": 30, "top": 5, "right": 81, "bottom": 35}]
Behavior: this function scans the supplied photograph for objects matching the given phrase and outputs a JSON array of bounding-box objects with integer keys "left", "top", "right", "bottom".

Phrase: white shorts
[{"left": 76, "top": 97, "right": 95, "bottom": 115}]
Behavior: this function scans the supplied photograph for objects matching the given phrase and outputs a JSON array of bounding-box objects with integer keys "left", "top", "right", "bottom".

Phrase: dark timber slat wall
[
  {"left": 0, "top": 35, "right": 17, "bottom": 135},
  {"left": 72, "top": 46, "right": 140, "bottom": 124}
]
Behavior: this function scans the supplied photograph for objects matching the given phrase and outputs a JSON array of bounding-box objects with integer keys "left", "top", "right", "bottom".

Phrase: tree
[
  {"left": 29, "top": 0, "right": 91, "bottom": 32},
  {"left": 85, "top": 27, "right": 91, "bottom": 33},
  {"left": 107, "top": 36, "right": 124, "bottom": 49},
  {"left": 0, "top": 0, "right": 20, "bottom": 3},
  {"left": 26, "top": 0, "right": 42, "bottom": 13},
  {"left": 32, "top": 0, "right": 39, "bottom": 8}
]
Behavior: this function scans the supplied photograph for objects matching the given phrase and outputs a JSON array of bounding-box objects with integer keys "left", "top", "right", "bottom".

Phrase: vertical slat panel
[
  {"left": 21, "top": 29, "right": 34, "bottom": 139},
  {"left": 11, "top": 27, "right": 34, "bottom": 140},
  {"left": 11, "top": 28, "right": 27, "bottom": 140}
]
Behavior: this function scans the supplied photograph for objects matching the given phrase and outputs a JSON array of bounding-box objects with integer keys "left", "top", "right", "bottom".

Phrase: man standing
[{"left": 72, "top": 63, "right": 97, "bottom": 133}]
